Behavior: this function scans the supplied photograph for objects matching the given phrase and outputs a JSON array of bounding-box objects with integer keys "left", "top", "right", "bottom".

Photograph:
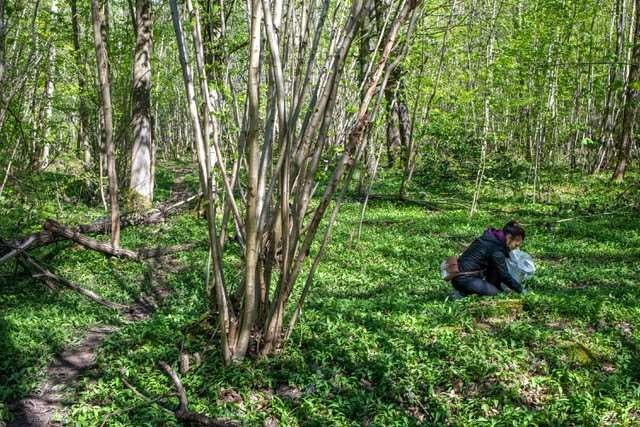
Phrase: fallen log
[
  {"left": 18, "top": 253, "right": 127, "bottom": 311},
  {"left": 0, "top": 234, "right": 46, "bottom": 263},
  {"left": 44, "top": 219, "right": 203, "bottom": 260},
  {"left": 0, "top": 193, "right": 201, "bottom": 264},
  {"left": 44, "top": 220, "right": 139, "bottom": 260}
]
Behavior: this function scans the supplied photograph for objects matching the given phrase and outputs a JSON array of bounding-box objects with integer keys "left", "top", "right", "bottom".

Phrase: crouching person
[{"left": 450, "top": 221, "right": 527, "bottom": 299}]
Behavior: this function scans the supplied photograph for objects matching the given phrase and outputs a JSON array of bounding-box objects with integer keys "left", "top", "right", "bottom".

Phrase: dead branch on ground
[
  {"left": 0, "top": 193, "right": 201, "bottom": 264},
  {"left": 159, "top": 361, "right": 237, "bottom": 427},
  {"left": 44, "top": 220, "right": 139, "bottom": 259},
  {"left": 18, "top": 253, "right": 127, "bottom": 311}
]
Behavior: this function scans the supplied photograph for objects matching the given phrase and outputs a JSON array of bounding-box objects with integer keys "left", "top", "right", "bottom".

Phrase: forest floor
[{"left": 1, "top": 162, "right": 639, "bottom": 426}]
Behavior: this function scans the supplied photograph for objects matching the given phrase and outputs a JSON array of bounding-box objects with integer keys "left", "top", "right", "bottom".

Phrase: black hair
[{"left": 503, "top": 220, "right": 525, "bottom": 240}]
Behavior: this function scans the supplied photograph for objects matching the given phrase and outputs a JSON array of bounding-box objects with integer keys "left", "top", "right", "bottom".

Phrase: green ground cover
[{"left": 1, "top": 165, "right": 639, "bottom": 426}]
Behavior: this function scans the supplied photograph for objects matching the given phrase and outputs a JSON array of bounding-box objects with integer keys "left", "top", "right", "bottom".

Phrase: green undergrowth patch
[
  {"left": 0, "top": 163, "right": 200, "bottom": 421},
  {"left": 2, "top": 166, "right": 640, "bottom": 425}
]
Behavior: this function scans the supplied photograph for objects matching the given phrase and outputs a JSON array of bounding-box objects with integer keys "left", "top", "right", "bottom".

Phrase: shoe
[{"left": 449, "top": 290, "right": 465, "bottom": 301}]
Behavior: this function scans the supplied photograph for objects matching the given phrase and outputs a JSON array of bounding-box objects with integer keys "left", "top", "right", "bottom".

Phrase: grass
[{"left": 1, "top": 162, "right": 639, "bottom": 426}]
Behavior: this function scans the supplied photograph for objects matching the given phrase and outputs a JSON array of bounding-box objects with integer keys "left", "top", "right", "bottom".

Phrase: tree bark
[
  {"left": 44, "top": 220, "right": 139, "bottom": 259},
  {"left": 612, "top": 0, "right": 639, "bottom": 181},
  {"left": 129, "top": 0, "right": 154, "bottom": 207},
  {"left": 384, "top": 53, "right": 404, "bottom": 169},
  {"left": 401, "top": 0, "right": 455, "bottom": 198},
  {"left": 92, "top": 0, "right": 120, "bottom": 247},
  {"left": 595, "top": 0, "right": 626, "bottom": 173},
  {"left": 234, "top": 0, "right": 262, "bottom": 363},
  {"left": 40, "top": 0, "right": 57, "bottom": 170},
  {"left": 69, "top": 0, "right": 92, "bottom": 170},
  {"left": 170, "top": 0, "right": 234, "bottom": 364},
  {"left": 0, "top": 0, "right": 5, "bottom": 85}
]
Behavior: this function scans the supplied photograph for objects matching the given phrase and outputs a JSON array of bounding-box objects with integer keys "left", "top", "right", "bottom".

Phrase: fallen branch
[
  {"left": 119, "top": 368, "right": 175, "bottom": 416},
  {"left": 547, "top": 211, "right": 618, "bottom": 224},
  {"left": 18, "top": 253, "right": 127, "bottom": 311},
  {"left": 0, "top": 193, "right": 201, "bottom": 264},
  {"left": 44, "top": 220, "right": 139, "bottom": 259},
  {"left": 159, "top": 361, "right": 237, "bottom": 427},
  {"left": 0, "top": 235, "right": 42, "bottom": 263}
]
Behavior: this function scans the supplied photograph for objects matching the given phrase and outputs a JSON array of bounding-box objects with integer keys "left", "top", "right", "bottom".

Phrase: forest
[{"left": 0, "top": 0, "right": 639, "bottom": 425}]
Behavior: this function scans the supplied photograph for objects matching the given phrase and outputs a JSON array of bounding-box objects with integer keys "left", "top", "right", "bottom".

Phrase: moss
[{"left": 126, "top": 188, "right": 152, "bottom": 212}]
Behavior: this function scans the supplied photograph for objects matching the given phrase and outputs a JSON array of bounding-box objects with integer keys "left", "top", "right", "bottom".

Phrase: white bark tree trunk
[
  {"left": 129, "top": 0, "right": 153, "bottom": 207},
  {"left": 40, "top": 0, "right": 58, "bottom": 170}
]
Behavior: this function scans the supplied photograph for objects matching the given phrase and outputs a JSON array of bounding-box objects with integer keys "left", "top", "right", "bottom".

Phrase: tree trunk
[
  {"left": 470, "top": 0, "right": 498, "bottom": 216},
  {"left": 129, "top": 0, "right": 153, "bottom": 207},
  {"left": 235, "top": 0, "right": 262, "bottom": 363},
  {"left": 383, "top": 12, "right": 403, "bottom": 170},
  {"left": 261, "top": 0, "right": 419, "bottom": 357},
  {"left": 595, "top": 0, "right": 626, "bottom": 173},
  {"left": 0, "top": 0, "right": 5, "bottom": 85},
  {"left": 170, "top": 0, "right": 234, "bottom": 364},
  {"left": 40, "top": 0, "right": 57, "bottom": 170},
  {"left": 91, "top": 0, "right": 120, "bottom": 247},
  {"left": 70, "top": 0, "right": 92, "bottom": 170},
  {"left": 612, "top": 0, "right": 639, "bottom": 181}
]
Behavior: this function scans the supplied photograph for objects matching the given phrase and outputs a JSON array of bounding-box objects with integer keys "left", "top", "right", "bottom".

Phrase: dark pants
[{"left": 452, "top": 268, "right": 502, "bottom": 297}]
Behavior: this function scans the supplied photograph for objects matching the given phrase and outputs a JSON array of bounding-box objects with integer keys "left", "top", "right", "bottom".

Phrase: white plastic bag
[
  {"left": 506, "top": 249, "right": 536, "bottom": 284},
  {"left": 439, "top": 260, "right": 448, "bottom": 280}
]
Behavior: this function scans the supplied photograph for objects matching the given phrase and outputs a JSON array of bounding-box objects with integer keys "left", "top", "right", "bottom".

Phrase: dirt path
[
  {"left": 6, "top": 168, "right": 192, "bottom": 426},
  {"left": 8, "top": 244, "right": 181, "bottom": 426}
]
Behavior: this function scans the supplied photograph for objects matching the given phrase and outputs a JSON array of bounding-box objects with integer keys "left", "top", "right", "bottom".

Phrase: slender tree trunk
[
  {"left": 568, "top": 39, "right": 582, "bottom": 170},
  {"left": 470, "top": 0, "right": 498, "bottom": 216},
  {"left": 129, "top": 0, "right": 153, "bottom": 207},
  {"left": 0, "top": 0, "right": 6, "bottom": 92},
  {"left": 261, "top": 0, "right": 419, "bottom": 356},
  {"left": 234, "top": 0, "right": 262, "bottom": 363},
  {"left": 595, "top": 0, "right": 625, "bottom": 173},
  {"left": 612, "top": 0, "right": 639, "bottom": 181},
  {"left": 385, "top": 78, "right": 402, "bottom": 167},
  {"left": 0, "top": 142, "right": 18, "bottom": 199},
  {"left": 402, "top": 0, "right": 455, "bottom": 198},
  {"left": 260, "top": 0, "right": 374, "bottom": 356},
  {"left": 355, "top": 5, "right": 375, "bottom": 195},
  {"left": 70, "top": 0, "right": 92, "bottom": 170},
  {"left": 40, "top": 0, "right": 60, "bottom": 171},
  {"left": 92, "top": 0, "right": 120, "bottom": 247},
  {"left": 170, "top": 0, "right": 234, "bottom": 364}
]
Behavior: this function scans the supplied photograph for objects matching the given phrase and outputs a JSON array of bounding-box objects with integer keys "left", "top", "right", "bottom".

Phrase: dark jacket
[{"left": 457, "top": 228, "right": 523, "bottom": 293}]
